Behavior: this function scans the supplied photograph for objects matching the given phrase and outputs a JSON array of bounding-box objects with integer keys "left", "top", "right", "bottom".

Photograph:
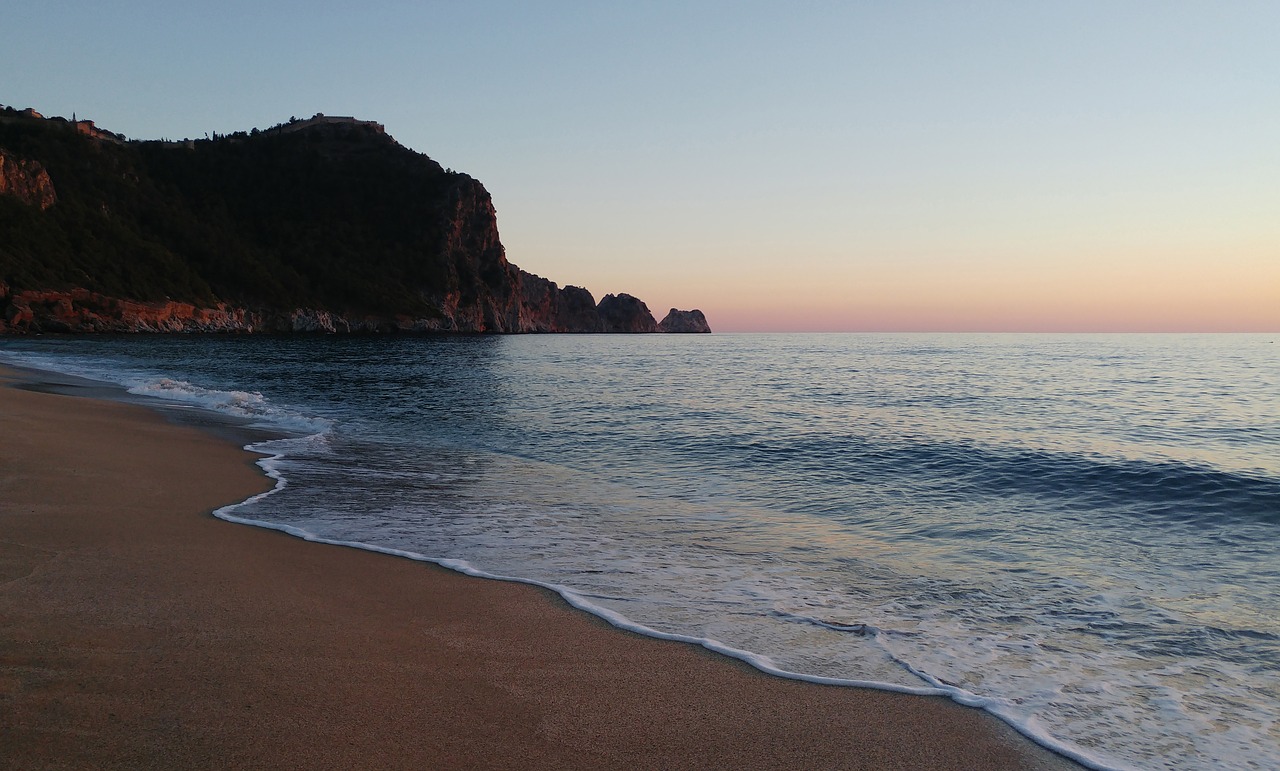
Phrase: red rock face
[
  {"left": 515, "top": 272, "right": 607, "bottom": 333},
  {"left": 431, "top": 178, "right": 637, "bottom": 334},
  {"left": 516, "top": 271, "right": 563, "bottom": 333},
  {"left": 437, "top": 177, "right": 521, "bottom": 332},
  {"left": 0, "top": 289, "right": 444, "bottom": 334},
  {"left": 0, "top": 150, "right": 57, "bottom": 210},
  {"left": 0, "top": 280, "right": 675, "bottom": 336},
  {"left": 2, "top": 290, "right": 253, "bottom": 333}
]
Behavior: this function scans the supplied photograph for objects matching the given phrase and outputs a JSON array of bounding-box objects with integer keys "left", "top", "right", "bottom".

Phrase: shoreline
[{"left": 0, "top": 363, "right": 1082, "bottom": 769}]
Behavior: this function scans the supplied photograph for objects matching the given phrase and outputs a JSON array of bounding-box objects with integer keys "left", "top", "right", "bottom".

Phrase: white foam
[
  {"left": 0, "top": 351, "right": 330, "bottom": 435},
  {"left": 213, "top": 441, "right": 1119, "bottom": 771},
  {"left": 126, "top": 378, "right": 331, "bottom": 435},
  {"left": 0, "top": 349, "right": 1174, "bottom": 770}
]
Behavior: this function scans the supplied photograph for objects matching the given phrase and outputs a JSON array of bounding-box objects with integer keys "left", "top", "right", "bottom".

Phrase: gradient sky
[{"left": 4, "top": 2, "right": 1277, "bottom": 331}]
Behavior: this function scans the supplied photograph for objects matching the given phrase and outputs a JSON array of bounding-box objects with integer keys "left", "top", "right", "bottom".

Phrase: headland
[{"left": 0, "top": 105, "right": 708, "bottom": 334}]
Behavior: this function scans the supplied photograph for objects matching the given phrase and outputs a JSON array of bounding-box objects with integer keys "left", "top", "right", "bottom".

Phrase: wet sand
[{"left": 0, "top": 365, "right": 1081, "bottom": 770}]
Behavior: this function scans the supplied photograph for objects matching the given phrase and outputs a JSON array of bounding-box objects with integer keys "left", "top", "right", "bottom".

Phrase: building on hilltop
[
  {"left": 71, "top": 118, "right": 125, "bottom": 144},
  {"left": 278, "top": 113, "right": 385, "bottom": 135},
  {"left": 0, "top": 107, "right": 125, "bottom": 144}
]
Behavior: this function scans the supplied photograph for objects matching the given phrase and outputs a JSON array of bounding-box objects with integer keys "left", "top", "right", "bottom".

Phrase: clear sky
[{"left": 4, "top": 2, "right": 1277, "bottom": 331}]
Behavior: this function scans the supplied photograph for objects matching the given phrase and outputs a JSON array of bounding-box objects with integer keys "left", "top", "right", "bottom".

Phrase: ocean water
[{"left": 3, "top": 333, "right": 1277, "bottom": 770}]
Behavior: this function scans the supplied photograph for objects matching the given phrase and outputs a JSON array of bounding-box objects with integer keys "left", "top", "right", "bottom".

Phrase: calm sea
[{"left": 4, "top": 333, "right": 1277, "bottom": 770}]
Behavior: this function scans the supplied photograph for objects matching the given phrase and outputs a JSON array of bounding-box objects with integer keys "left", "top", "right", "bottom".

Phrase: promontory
[{"left": 0, "top": 107, "right": 708, "bottom": 334}]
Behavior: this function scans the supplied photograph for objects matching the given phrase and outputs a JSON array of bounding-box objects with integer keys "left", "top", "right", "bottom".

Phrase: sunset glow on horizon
[
  {"left": 661, "top": 240, "right": 1280, "bottom": 333},
  {"left": 4, "top": 2, "right": 1277, "bottom": 332}
]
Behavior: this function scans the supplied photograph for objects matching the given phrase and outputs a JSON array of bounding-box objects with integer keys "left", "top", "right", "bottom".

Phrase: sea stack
[
  {"left": 597, "top": 293, "right": 659, "bottom": 333},
  {"left": 658, "top": 308, "right": 711, "bottom": 333}
]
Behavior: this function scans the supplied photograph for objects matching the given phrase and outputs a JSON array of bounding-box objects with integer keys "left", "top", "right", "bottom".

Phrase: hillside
[{"left": 0, "top": 108, "right": 708, "bottom": 333}]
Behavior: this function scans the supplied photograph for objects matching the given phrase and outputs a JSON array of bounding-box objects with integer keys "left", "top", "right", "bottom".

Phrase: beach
[{"left": 0, "top": 364, "right": 1080, "bottom": 770}]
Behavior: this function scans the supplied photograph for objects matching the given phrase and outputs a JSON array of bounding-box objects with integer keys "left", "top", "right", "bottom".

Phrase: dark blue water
[{"left": 4, "top": 333, "right": 1278, "bottom": 770}]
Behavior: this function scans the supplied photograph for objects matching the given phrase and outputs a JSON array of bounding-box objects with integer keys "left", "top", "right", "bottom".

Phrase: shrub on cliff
[{"left": 0, "top": 118, "right": 464, "bottom": 316}]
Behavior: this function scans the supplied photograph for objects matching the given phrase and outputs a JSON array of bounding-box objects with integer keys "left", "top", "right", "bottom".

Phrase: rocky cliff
[
  {"left": 0, "top": 107, "right": 709, "bottom": 335},
  {"left": 658, "top": 308, "right": 711, "bottom": 333},
  {"left": 0, "top": 149, "right": 56, "bottom": 211},
  {"left": 598, "top": 293, "right": 659, "bottom": 333},
  {"left": 2, "top": 288, "right": 254, "bottom": 334},
  {"left": 517, "top": 272, "right": 609, "bottom": 332}
]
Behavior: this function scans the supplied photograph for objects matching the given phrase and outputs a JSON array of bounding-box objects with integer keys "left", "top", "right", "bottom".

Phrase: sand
[{"left": 0, "top": 364, "right": 1082, "bottom": 770}]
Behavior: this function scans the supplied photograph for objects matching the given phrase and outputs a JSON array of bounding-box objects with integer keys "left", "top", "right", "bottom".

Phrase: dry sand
[{"left": 0, "top": 365, "right": 1082, "bottom": 770}]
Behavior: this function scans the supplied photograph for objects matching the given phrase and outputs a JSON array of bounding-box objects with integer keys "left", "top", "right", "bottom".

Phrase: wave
[
  {"left": 9, "top": 334, "right": 1276, "bottom": 771},
  {"left": 689, "top": 433, "right": 1280, "bottom": 528},
  {"left": 127, "top": 378, "right": 332, "bottom": 435},
  {"left": 213, "top": 441, "right": 1121, "bottom": 771},
  {"left": 0, "top": 350, "right": 331, "bottom": 436}
]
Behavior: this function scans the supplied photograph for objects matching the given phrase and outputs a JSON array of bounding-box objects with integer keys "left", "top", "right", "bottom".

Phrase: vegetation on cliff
[{"left": 0, "top": 107, "right": 708, "bottom": 333}]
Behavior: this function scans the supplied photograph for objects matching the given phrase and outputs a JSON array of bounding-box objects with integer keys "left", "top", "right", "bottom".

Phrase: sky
[{"left": 3, "top": 1, "right": 1277, "bottom": 331}]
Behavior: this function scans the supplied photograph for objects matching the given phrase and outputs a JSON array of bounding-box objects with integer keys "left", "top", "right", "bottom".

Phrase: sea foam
[
  {"left": 212, "top": 440, "right": 1119, "bottom": 771},
  {"left": 6, "top": 333, "right": 1278, "bottom": 771}
]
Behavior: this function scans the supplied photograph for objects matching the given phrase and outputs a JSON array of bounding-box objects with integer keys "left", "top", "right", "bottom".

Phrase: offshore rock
[
  {"left": 0, "top": 149, "right": 57, "bottom": 210},
  {"left": 597, "top": 293, "right": 658, "bottom": 333},
  {"left": 658, "top": 308, "right": 711, "bottom": 333}
]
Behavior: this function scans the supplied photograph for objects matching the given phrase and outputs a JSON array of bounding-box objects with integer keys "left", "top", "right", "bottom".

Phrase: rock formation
[
  {"left": 0, "top": 149, "right": 57, "bottom": 210},
  {"left": 2, "top": 289, "right": 254, "bottom": 333},
  {"left": 558, "top": 285, "right": 606, "bottom": 333},
  {"left": 516, "top": 272, "right": 606, "bottom": 333},
  {"left": 597, "top": 293, "right": 658, "bottom": 333},
  {"left": 0, "top": 284, "right": 709, "bottom": 336},
  {"left": 0, "top": 107, "right": 710, "bottom": 335},
  {"left": 658, "top": 308, "right": 711, "bottom": 333}
]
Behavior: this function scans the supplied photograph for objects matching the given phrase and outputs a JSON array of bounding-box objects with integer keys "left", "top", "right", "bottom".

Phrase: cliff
[
  {"left": 598, "top": 294, "right": 659, "bottom": 333},
  {"left": 0, "top": 107, "right": 708, "bottom": 334},
  {"left": 658, "top": 308, "right": 711, "bottom": 333},
  {"left": 0, "top": 149, "right": 56, "bottom": 211}
]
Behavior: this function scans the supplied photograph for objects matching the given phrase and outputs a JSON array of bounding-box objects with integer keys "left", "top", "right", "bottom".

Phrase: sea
[{"left": 2, "top": 333, "right": 1277, "bottom": 770}]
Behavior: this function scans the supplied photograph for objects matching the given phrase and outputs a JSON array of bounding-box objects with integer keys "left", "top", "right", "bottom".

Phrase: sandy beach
[{"left": 0, "top": 364, "right": 1081, "bottom": 770}]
